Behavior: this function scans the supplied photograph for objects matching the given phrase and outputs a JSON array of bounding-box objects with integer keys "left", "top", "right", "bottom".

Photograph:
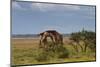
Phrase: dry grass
[
  {"left": 12, "top": 38, "right": 39, "bottom": 48},
  {"left": 11, "top": 37, "right": 96, "bottom": 66}
]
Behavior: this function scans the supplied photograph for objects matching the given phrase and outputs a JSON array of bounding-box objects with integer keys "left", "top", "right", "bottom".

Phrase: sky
[{"left": 12, "top": 1, "right": 96, "bottom": 34}]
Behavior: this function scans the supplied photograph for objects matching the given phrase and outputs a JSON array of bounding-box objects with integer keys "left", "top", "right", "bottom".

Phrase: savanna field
[
  {"left": 11, "top": 1, "right": 96, "bottom": 66},
  {"left": 12, "top": 31, "right": 96, "bottom": 66}
]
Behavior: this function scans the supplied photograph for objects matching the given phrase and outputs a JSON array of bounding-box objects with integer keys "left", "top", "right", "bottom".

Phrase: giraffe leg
[{"left": 39, "top": 36, "right": 43, "bottom": 48}]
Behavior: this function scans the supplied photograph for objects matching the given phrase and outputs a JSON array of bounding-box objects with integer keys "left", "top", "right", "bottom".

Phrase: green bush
[
  {"left": 34, "top": 50, "right": 49, "bottom": 62},
  {"left": 54, "top": 46, "right": 69, "bottom": 58},
  {"left": 34, "top": 44, "right": 69, "bottom": 62},
  {"left": 70, "top": 29, "right": 96, "bottom": 52}
]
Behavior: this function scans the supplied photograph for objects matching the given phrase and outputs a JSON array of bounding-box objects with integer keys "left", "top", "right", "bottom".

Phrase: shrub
[
  {"left": 70, "top": 29, "right": 96, "bottom": 52},
  {"left": 34, "top": 44, "right": 69, "bottom": 62},
  {"left": 53, "top": 46, "right": 69, "bottom": 58},
  {"left": 34, "top": 50, "right": 49, "bottom": 62}
]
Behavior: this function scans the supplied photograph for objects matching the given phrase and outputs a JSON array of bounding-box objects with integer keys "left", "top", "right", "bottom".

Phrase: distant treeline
[
  {"left": 12, "top": 34, "right": 71, "bottom": 38},
  {"left": 12, "top": 34, "right": 39, "bottom": 38}
]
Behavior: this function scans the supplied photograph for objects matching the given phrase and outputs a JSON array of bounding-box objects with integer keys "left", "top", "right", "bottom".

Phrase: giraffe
[{"left": 39, "top": 30, "right": 63, "bottom": 48}]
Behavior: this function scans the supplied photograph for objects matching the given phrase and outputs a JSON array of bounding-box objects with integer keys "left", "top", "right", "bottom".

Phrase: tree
[{"left": 70, "top": 29, "right": 96, "bottom": 52}]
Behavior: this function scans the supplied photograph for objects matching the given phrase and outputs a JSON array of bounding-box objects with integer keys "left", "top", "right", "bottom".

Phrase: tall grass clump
[
  {"left": 34, "top": 49, "right": 49, "bottom": 62},
  {"left": 34, "top": 43, "right": 69, "bottom": 62}
]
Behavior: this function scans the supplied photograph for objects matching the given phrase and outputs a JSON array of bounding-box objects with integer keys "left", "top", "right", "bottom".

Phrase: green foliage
[
  {"left": 34, "top": 44, "right": 69, "bottom": 62},
  {"left": 70, "top": 29, "right": 96, "bottom": 52},
  {"left": 12, "top": 32, "right": 96, "bottom": 65},
  {"left": 55, "top": 46, "right": 69, "bottom": 58},
  {"left": 34, "top": 49, "right": 49, "bottom": 62}
]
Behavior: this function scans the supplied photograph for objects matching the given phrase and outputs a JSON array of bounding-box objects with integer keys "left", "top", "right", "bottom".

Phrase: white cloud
[
  {"left": 62, "top": 5, "right": 80, "bottom": 10},
  {"left": 31, "top": 3, "right": 56, "bottom": 12},
  {"left": 31, "top": 3, "right": 81, "bottom": 12},
  {"left": 12, "top": 1, "right": 22, "bottom": 9},
  {"left": 12, "top": 2, "right": 81, "bottom": 12}
]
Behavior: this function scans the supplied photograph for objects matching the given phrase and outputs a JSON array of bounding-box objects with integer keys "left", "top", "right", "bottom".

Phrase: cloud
[
  {"left": 12, "top": 1, "right": 22, "bottom": 9},
  {"left": 31, "top": 3, "right": 81, "bottom": 12},
  {"left": 12, "top": 1, "right": 28, "bottom": 11},
  {"left": 31, "top": 3, "right": 56, "bottom": 12},
  {"left": 62, "top": 5, "right": 80, "bottom": 10},
  {"left": 12, "top": 1, "right": 81, "bottom": 12}
]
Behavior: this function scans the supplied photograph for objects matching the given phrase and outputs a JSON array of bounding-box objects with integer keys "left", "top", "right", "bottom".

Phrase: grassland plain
[{"left": 11, "top": 37, "right": 96, "bottom": 66}]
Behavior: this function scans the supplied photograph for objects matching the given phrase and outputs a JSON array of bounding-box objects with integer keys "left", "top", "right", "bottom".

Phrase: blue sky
[{"left": 12, "top": 1, "right": 96, "bottom": 34}]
